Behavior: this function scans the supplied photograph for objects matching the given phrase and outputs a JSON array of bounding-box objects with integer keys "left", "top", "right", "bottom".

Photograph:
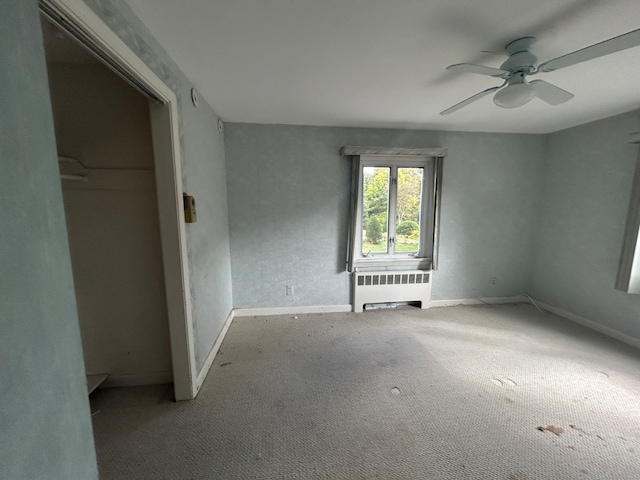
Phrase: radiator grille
[{"left": 357, "top": 272, "right": 430, "bottom": 287}]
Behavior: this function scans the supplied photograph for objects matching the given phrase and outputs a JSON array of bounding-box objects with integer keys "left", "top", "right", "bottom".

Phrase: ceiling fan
[{"left": 440, "top": 28, "right": 640, "bottom": 115}]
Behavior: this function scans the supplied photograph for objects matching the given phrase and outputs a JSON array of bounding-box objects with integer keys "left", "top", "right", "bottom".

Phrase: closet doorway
[{"left": 39, "top": 1, "right": 195, "bottom": 401}]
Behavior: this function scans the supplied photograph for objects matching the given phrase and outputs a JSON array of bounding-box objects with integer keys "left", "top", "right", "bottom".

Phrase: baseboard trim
[
  {"left": 100, "top": 371, "right": 172, "bottom": 388},
  {"left": 533, "top": 299, "right": 640, "bottom": 350},
  {"left": 193, "top": 309, "right": 235, "bottom": 394},
  {"left": 430, "top": 295, "right": 530, "bottom": 307},
  {"left": 234, "top": 304, "right": 352, "bottom": 317}
]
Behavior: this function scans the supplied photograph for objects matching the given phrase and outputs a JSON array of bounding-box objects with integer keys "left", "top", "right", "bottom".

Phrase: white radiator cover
[{"left": 352, "top": 270, "right": 432, "bottom": 313}]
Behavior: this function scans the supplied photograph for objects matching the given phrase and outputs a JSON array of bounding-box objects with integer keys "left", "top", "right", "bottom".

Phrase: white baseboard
[
  {"left": 532, "top": 299, "right": 640, "bottom": 350},
  {"left": 234, "top": 304, "right": 352, "bottom": 317},
  {"left": 430, "top": 295, "right": 530, "bottom": 307},
  {"left": 100, "top": 371, "right": 172, "bottom": 388},
  {"left": 194, "top": 309, "right": 235, "bottom": 394}
]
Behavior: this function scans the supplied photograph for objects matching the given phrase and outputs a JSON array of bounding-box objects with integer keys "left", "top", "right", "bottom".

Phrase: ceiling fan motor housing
[
  {"left": 500, "top": 51, "right": 537, "bottom": 74},
  {"left": 499, "top": 37, "right": 537, "bottom": 75}
]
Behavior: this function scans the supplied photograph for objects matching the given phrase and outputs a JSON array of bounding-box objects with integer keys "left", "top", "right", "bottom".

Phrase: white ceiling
[{"left": 125, "top": 0, "right": 640, "bottom": 134}]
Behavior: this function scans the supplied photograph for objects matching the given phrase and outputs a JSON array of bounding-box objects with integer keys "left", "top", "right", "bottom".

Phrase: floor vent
[{"left": 352, "top": 270, "right": 432, "bottom": 313}]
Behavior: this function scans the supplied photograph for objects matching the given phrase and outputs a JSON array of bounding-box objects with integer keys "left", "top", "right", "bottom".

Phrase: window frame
[{"left": 351, "top": 154, "right": 436, "bottom": 270}]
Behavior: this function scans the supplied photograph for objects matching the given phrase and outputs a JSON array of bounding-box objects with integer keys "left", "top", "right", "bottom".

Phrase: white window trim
[
  {"left": 342, "top": 147, "right": 446, "bottom": 273},
  {"left": 354, "top": 155, "right": 433, "bottom": 268}
]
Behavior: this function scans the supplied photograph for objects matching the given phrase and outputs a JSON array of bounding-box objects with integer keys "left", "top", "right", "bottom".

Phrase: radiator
[{"left": 352, "top": 270, "right": 432, "bottom": 313}]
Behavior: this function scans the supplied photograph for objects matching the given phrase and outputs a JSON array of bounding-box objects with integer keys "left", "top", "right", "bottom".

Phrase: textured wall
[
  {"left": 530, "top": 110, "right": 640, "bottom": 339},
  {"left": 84, "top": 0, "right": 234, "bottom": 372},
  {"left": 182, "top": 92, "right": 233, "bottom": 370},
  {"left": 0, "top": 1, "right": 98, "bottom": 477},
  {"left": 225, "top": 123, "right": 545, "bottom": 308},
  {"left": 438, "top": 131, "right": 544, "bottom": 299}
]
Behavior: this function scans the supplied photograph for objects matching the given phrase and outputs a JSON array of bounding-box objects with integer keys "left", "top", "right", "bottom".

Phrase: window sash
[
  {"left": 361, "top": 166, "right": 391, "bottom": 255},
  {"left": 360, "top": 165, "right": 425, "bottom": 257},
  {"left": 351, "top": 155, "right": 435, "bottom": 269}
]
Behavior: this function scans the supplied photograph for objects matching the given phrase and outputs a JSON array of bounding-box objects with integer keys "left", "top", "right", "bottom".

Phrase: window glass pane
[
  {"left": 395, "top": 167, "right": 423, "bottom": 254},
  {"left": 362, "top": 166, "right": 389, "bottom": 255}
]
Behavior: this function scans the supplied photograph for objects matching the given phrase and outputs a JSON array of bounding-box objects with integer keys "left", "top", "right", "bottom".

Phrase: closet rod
[{"left": 60, "top": 174, "right": 88, "bottom": 181}]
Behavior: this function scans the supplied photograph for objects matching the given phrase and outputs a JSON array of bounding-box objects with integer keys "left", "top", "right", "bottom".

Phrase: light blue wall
[
  {"left": 182, "top": 101, "right": 233, "bottom": 370},
  {"left": 530, "top": 110, "right": 640, "bottom": 339},
  {"left": 225, "top": 123, "right": 545, "bottom": 308},
  {"left": 439, "top": 132, "right": 544, "bottom": 299},
  {"left": 84, "top": 0, "right": 233, "bottom": 371},
  {"left": 1, "top": 1, "right": 234, "bottom": 474},
  {"left": 0, "top": 1, "right": 98, "bottom": 478}
]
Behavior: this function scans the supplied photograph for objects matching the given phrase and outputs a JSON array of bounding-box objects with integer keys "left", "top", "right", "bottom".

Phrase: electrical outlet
[
  {"left": 286, "top": 285, "right": 293, "bottom": 296},
  {"left": 490, "top": 278, "right": 497, "bottom": 286}
]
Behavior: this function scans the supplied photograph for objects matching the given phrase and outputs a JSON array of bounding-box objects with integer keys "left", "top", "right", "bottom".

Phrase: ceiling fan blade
[
  {"left": 530, "top": 80, "right": 574, "bottom": 105},
  {"left": 447, "top": 63, "right": 509, "bottom": 77},
  {"left": 440, "top": 86, "right": 502, "bottom": 115},
  {"left": 538, "top": 28, "right": 640, "bottom": 72}
]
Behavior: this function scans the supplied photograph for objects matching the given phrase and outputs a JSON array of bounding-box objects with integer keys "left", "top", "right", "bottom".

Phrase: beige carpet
[{"left": 90, "top": 304, "right": 640, "bottom": 479}]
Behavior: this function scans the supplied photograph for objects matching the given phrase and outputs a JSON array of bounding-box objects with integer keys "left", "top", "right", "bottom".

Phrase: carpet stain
[
  {"left": 505, "top": 397, "right": 515, "bottom": 404},
  {"left": 570, "top": 424, "right": 587, "bottom": 434},
  {"left": 537, "top": 425, "right": 564, "bottom": 436}
]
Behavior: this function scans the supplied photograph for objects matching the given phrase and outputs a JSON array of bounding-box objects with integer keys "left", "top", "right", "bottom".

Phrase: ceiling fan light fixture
[{"left": 493, "top": 82, "right": 535, "bottom": 108}]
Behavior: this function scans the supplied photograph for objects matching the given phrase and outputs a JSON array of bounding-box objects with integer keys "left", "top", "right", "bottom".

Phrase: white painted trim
[
  {"left": 42, "top": 0, "right": 197, "bottom": 401},
  {"left": 532, "top": 299, "right": 640, "bottom": 350},
  {"left": 149, "top": 103, "right": 195, "bottom": 401},
  {"left": 234, "top": 305, "right": 353, "bottom": 317},
  {"left": 340, "top": 146, "right": 448, "bottom": 157},
  {"left": 194, "top": 310, "right": 235, "bottom": 393},
  {"left": 430, "top": 295, "right": 530, "bottom": 307},
  {"left": 101, "top": 371, "right": 173, "bottom": 388}
]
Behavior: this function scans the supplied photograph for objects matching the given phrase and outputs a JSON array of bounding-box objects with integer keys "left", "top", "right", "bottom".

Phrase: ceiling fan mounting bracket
[{"left": 505, "top": 37, "right": 536, "bottom": 56}]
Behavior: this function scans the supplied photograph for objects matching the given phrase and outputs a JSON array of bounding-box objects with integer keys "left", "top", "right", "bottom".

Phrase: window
[
  {"left": 341, "top": 147, "right": 445, "bottom": 271},
  {"left": 358, "top": 156, "right": 433, "bottom": 261}
]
